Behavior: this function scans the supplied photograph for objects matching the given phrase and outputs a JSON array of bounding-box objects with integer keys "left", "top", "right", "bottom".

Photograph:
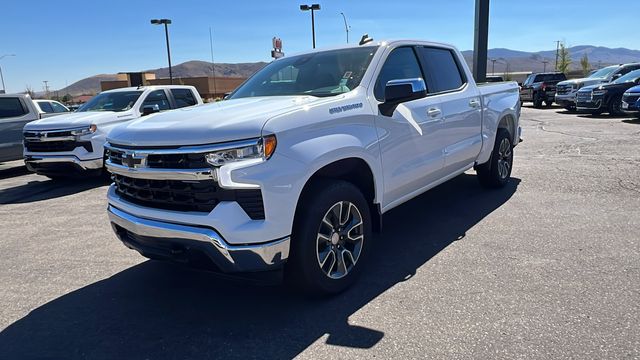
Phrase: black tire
[
  {"left": 608, "top": 95, "right": 623, "bottom": 116},
  {"left": 544, "top": 99, "right": 553, "bottom": 107},
  {"left": 533, "top": 92, "right": 543, "bottom": 108},
  {"left": 564, "top": 106, "right": 576, "bottom": 113},
  {"left": 476, "top": 128, "right": 513, "bottom": 188},
  {"left": 286, "top": 180, "right": 372, "bottom": 294}
]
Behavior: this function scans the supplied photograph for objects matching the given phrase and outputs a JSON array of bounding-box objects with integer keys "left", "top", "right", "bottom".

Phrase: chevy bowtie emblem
[{"left": 121, "top": 152, "right": 145, "bottom": 168}]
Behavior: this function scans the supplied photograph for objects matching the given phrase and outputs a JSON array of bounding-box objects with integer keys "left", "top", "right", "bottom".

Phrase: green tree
[
  {"left": 558, "top": 42, "right": 571, "bottom": 73},
  {"left": 580, "top": 54, "right": 590, "bottom": 76}
]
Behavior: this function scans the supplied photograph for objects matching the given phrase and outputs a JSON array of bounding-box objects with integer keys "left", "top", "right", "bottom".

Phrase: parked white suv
[
  {"left": 22, "top": 85, "right": 202, "bottom": 178},
  {"left": 105, "top": 40, "right": 521, "bottom": 293}
]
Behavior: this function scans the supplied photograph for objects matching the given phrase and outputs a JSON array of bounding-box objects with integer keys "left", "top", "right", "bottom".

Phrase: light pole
[
  {"left": 300, "top": 4, "right": 321, "bottom": 48},
  {"left": 0, "top": 54, "right": 16, "bottom": 94},
  {"left": 542, "top": 60, "right": 549, "bottom": 72},
  {"left": 150, "top": 18, "right": 173, "bottom": 84},
  {"left": 340, "top": 12, "right": 350, "bottom": 44},
  {"left": 490, "top": 58, "right": 497, "bottom": 74}
]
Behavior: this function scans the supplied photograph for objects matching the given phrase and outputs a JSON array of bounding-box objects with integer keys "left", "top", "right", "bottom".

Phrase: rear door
[
  {"left": 416, "top": 46, "right": 482, "bottom": 172},
  {"left": 0, "top": 97, "right": 38, "bottom": 162},
  {"left": 170, "top": 88, "right": 199, "bottom": 108}
]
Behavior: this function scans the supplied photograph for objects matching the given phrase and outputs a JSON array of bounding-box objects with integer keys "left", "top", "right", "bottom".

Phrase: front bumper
[
  {"left": 555, "top": 96, "right": 576, "bottom": 107},
  {"left": 108, "top": 205, "right": 290, "bottom": 273},
  {"left": 24, "top": 155, "right": 103, "bottom": 174}
]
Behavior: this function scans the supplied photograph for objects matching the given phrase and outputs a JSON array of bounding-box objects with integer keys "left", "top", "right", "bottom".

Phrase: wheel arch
[{"left": 294, "top": 157, "right": 382, "bottom": 233}]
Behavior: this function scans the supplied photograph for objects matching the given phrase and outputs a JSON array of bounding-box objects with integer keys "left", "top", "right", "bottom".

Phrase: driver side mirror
[
  {"left": 142, "top": 104, "right": 160, "bottom": 116},
  {"left": 379, "top": 78, "right": 427, "bottom": 117}
]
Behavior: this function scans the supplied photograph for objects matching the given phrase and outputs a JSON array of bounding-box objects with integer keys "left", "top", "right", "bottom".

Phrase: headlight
[
  {"left": 575, "top": 83, "right": 582, "bottom": 90},
  {"left": 592, "top": 89, "right": 607, "bottom": 96},
  {"left": 71, "top": 124, "right": 97, "bottom": 136},
  {"left": 205, "top": 135, "right": 277, "bottom": 167}
]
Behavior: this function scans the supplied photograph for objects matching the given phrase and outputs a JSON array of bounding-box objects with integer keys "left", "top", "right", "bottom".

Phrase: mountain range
[{"left": 56, "top": 45, "right": 640, "bottom": 96}]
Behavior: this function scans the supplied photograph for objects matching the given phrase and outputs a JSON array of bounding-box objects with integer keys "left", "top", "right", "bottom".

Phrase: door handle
[
  {"left": 469, "top": 99, "right": 481, "bottom": 108},
  {"left": 427, "top": 108, "right": 442, "bottom": 118}
]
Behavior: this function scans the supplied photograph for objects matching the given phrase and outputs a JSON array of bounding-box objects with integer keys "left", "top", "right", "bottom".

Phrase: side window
[
  {"left": 0, "top": 97, "right": 27, "bottom": 118},
  {"left": 374, "top": 47, "right": 423, "bottom": 101},
  {"left": 171, "top": 89, "right": 197, "bottom": 108},
  {"left": 141, "top": 90, "right": 171, "bottom": 111},
  {"left": 51, "top": 102, "right": 69, "bottom": 113},
  {"left": 417, "top": 47, "right": 465, "bottom": 93},
  {"left": 38, "top": 101, "right": 54, "bottom": 113}
]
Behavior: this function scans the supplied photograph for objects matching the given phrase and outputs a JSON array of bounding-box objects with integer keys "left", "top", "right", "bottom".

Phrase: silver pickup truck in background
[{"left": 0, "top": 93, "right": 68, "bottom": 163}]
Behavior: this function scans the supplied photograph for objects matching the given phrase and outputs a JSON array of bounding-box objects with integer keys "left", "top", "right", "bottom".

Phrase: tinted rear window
[
  {"left": 0, "top": 98, "right": 27, "bottom": 118},
  {"left": 534, "top": 73, "right": 566, "bottom": 82},
  {"left": 417, "top": 47, "right": 465, "bottom": 93},
  {"left": 38, "top": 101, "right": 54, "bottom": 113},
  {"left": 171, "top": 89, "right": 197, "bottom": 108}
]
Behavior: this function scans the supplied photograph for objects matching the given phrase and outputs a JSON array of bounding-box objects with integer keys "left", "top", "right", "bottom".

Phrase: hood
[
  {"left": 579, "top": 84, "right": 601, "bottom": 92},
  {"left": 558, "top": 77, "right": 607, "bottom": 87},
  {"left": 23, "top": 111, "right": 135, "bottom": 131},
  {"left": 624, "top": 85, "right": 640, "bottom": 94},
  {"left": 107, "top": 96, "right": 326, "bottom": 147}
]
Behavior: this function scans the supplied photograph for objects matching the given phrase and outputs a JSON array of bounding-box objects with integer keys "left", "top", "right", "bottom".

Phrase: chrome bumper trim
[
  {"left": 107, "top": 205, "right": 289, "bottom": 272},
  {"left": 105, "top": 161, "right": 216, "bottom": 181},
  {"left": 24, "top": 155, "right": 103, "bottom": 170}
]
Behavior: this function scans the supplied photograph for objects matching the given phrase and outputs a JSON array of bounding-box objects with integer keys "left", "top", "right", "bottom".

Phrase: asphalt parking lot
[{"left": 0, "top": 106, "right": 639, "bottom": 359}]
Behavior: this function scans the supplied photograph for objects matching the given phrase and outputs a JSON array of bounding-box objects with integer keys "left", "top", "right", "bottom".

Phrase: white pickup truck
[
  {"left": 22, "top": 85, "right": 202, "bottom": 178},
  {"left": 105, "top": 40, "right": 521, "bottom": 293}
]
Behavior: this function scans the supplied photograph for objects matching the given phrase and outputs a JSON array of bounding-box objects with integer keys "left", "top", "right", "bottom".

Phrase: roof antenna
[{"left": 359, "top": 34, "right": 373, "bottom": 46}]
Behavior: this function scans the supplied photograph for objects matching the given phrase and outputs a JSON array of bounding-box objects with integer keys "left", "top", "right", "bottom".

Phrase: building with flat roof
[{"left": 100, "top": 72, "right": 246, "bottom": 100}]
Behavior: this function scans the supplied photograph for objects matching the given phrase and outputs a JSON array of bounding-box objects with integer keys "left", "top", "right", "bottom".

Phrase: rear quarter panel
[{"left": 476, "top": 82, "right": 521, "bottom": 164}]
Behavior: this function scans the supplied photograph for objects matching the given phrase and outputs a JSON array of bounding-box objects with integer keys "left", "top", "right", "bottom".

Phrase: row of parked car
[
  {"left": 519, "top": 62, "right": 640, "bottom": 117},
  {"left": 0, "top": 85, "right": 202, "bottom": 166}
]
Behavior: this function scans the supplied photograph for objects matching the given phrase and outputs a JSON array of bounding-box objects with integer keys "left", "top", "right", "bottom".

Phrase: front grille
[
  {"left": 576, "top": 92, "right": 592, "bottom": 103},
  {"left": 623, "top": 94, "right": 639, "bottom": 105},
  {"left": 107, "top": 148, "right": 207, "bottom": 169},
  {"left": 113, "top": 174, "right": 265, "bottom": 219},
  {"left": 24, "top": 140, "right": 92, "bottom": 153},
  {"left": 556, "top": 85, "right": 573, "bottom": 95}
]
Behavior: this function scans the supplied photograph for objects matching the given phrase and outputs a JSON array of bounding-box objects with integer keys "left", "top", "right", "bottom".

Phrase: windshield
[
  {"left": 230, "top": 46, "right": 379, "bottom": 99},
  {"left": 78, "top": 91, "right": 143, "bottom": 112},
  {"left": 613, "top": 69, "right": 640, "bottom": 84},
  {"left": 588, "top": 66, "right": 618, "bottom": 79}
]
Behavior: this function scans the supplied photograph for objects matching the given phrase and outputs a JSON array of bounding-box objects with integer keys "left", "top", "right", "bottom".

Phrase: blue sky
[{"left": 1, "top": 0, "right": 638, "bottom": 93}]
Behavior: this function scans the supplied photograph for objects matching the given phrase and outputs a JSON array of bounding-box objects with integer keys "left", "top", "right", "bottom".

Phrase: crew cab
[
  {"left": 0, "top": 93, "right": 69, "bottom": 163},
  {"left": 104, "top": 40, "right": 521, "bottom": 294},
  {"left": 556, "top": 63, "right": 640, "bottom": 111},
  {"left": 22, "top": 85, "right": 202, "bottom": 178},
  {"left": 519, "top": 72, "right": 566, "bottom": 108},
  {"left": 621, "top": 85, "right": 640, "bottom": 115},
  {"left": 576, "top": 69, "right": 640, "bottom": 116}
]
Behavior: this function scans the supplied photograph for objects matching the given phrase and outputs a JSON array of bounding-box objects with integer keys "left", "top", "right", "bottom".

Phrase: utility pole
[
  {"left": 542, "top": 60, "right": 549, "bottom": 72},
  {"left": 209, "top": 26, "right": 218, "bottom": 99},
  {"left": 555, "top": 40, "right": 561, "bottom": 70},
  {"left": 490, "top": 58, "right": 497, "bottom": 74},
  {"left": 472, "top": 0, "right": 490, "bottom": 83},
  {"left": 42, "top": 80, "right": 50, "bottom": 99}
]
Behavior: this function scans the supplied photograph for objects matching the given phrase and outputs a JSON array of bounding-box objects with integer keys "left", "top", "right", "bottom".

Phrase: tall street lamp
[
  {"left": 0, "top": 54, "right": 16, "bottom": 94},
  {"left": 490, "top": 58, "right": 497, "bottom": 74},
  {"left": 300, "top": 4, "right": 321, "bottom": 48},
  {"left": 340, "top": 12, "right": 350, "bottom": 44},
  {"left": 150, "top": 18, "right": 173, "bottom": 84}
]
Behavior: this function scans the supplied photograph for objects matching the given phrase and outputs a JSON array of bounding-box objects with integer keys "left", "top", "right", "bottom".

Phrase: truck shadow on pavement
[
  {"left": 0, "top": 176, "right": 109, "bottom": 204},
  {"left": 0, "top": 174, "right": 520, "bottom": 359}
]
